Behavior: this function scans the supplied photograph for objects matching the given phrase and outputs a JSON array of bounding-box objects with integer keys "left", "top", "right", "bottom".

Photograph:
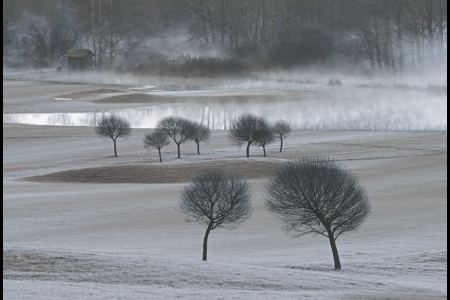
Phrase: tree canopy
[{"left": 265, "top": 156, "right": 371, "bottom": 269}]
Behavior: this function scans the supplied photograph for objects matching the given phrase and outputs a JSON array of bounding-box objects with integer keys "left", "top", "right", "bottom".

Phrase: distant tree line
[
  {"left": 3, "top": 0, "right": 447, "bottom": 73},
  {"left": 95, "top": 113, "right": 289, "bottom": 160},
  {"left": 118, "top": 53, "right": 249, "bottom": 78},
  {"left": 160, "top": 0, "right": 447, "bottom": 72}
]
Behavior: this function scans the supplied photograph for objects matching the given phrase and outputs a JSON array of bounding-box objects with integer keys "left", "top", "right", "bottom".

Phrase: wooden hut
[{"left": 63, "top": 49, "right": 94, "bottom": 71}]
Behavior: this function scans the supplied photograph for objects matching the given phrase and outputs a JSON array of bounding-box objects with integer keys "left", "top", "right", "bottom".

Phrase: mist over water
[
  {"left": 3, "top": 64, "right": 447, "bottom": 132},
  {"left": 3, "top": 85, "right": 446, "bottom": 131}
]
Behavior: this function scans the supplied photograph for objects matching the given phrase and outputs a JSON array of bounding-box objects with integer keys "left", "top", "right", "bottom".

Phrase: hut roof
[{"left": 63, "top": 49, "right": 93, "bottom": 58}]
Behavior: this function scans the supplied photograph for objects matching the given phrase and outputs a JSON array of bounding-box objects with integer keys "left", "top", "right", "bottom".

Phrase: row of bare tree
[
  {"left": 180, "top": 157, "right": 371, "bottom": 269},
  {"left": 165, "top": 0, "right": 447, "bottom": 70},
  {"left": 165, "top": 0, "right": 350, "bottom": 51},
  {"left": 95, "top": 114, "right": 371, "bottom": 269},
  {"left": 351, "top": 0, "right": 447, "bottom": 72},
  {"left": 95, "top": 114, "right": 291, "bottom": 161}
]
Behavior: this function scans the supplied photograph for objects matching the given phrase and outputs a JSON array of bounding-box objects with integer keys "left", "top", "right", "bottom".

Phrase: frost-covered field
[{"left": 3, "top": 78, "right": 447, "bottom": 299}]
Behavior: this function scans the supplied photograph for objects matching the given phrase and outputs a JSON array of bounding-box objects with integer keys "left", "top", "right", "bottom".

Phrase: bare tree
[
  {"left": 143, "top": 129, "right": 170, "bottom": 162},
  {"left": 190, "top": 121, "right": 211, "bottom": 155},
  {"left": 228, "top": 113, "right": 271, "bottom": 158},
  {"left": 179, "top": 168, "right": 252, "bottom": 261},
  {"left": 104, "top": 0, "right": 142, "bottom": 67},
  {"left": 255, "top": 118, "right": 274, "bottom": 157},
  {"left": 265, "top": 157, "right": 371, "bottom": 270},
  {"left": 19, "top": 4, "right": 81, "bottom": 67},
  {"left": 95, "top": 114, "right": 131, "bottom": 157},
  {"left": 157, "top": 116, "right": 196, "bottom": 159},
  {"left": 272, "top": 120, "right": 291, "bottom": 152},
  {"left": 3, "top": 0, "right": 20, "bottom": 56},
  {"left": 67, "top": 0, "right": 142, "bottom": 68}
]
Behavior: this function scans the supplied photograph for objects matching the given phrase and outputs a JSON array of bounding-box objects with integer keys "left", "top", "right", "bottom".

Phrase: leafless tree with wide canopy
[
  {"left": 228, "top": 113, "right": 273, "bottom": 158},
  {"left": 143, "top": 129, "right": 170, "bottom": 162},
  {"left": 272, "top": 120, "right": 291, "bottom": 152},
  {"left": 157, "top": 116, "right": 196, "bottom": 159},
  {"left": 179, "top": 168, "right": 252, "bottom": 261},
  {"left": 265, "top": 156, "right": 371, "bottom": 270},
  {"left": 95, "top": 114, "right": 131, "bottom": 157}
]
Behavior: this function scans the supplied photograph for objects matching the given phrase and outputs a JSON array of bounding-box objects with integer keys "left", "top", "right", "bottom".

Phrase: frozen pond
[{"left": 3, "top": 92, "right": 447, "bottom": 131}]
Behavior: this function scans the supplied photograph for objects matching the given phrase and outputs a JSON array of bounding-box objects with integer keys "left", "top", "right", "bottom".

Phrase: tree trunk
[
  {"left": 109, "top": 0, "right": 114, "bottom": 66},
  {"left": 415, "top": 32, "right": 422, "bottom": 66},
  {"left": 372, "top": 2, "right": 383, "bottom": 70},
  {"left": 221, "top": 0, "right": 225, "bottom": 50},
  {"left": 246, "top": 142, "right": 251, "bottom": 158},
  {"left": 394, "top": 7, "right": 404, "bottom": 73},
  {"left": 158, "top": 149, "right": 162, "bottom": 162},
  {"left": 113, "top": 138, "right": 117, "bottom": 157},
  {"left": 280, "top": 136, "right": 283, "bottom": 152},
  {"left": 228, "top": 0, "right": 234, "bottom": 51},
  {"left": 98, "top": 0, "right": 103, "bottom": 68},
  {"left": 207, "top": 0, "right": 216, "bottom": 45},
  {"left": 261, "top": 0, "right": 266, "bottom": 45},
  {"left": 202, "top": 2, "right": 209, "bottom": 46},
  {"left": 177, "top": 143, "right": 181, "bottom": 158},
  {"left": 254, "top": 10, "right": 259, "bottom": 48},
  {"left": 202, "top": 222, "right": 213, "bottom": 261},
  {"left": 271, "top": 0, "right": 275, "bottom": 43},
  {"left": 328, "top": 233, "right": 341, "bottom": 270},
  {"left": 245, "top": 0, "right": 250, "bottom": 44},
  {"left": 263, "top": 145, "right": 266, "bottom": 157},
  {"left": 425, "top": 0, "right": 434, "bottom": 59},
  {"left": 437, "top": 0, "right": 444, "bottom": 54},
  {"left": 197, "top": 142, "right": 200, "bottom": 155},
  {"left": 331, "top": 0, "right": 334, "bottom": 31},
  {"left": 91, "top": 0, "right": 97, "bottom": 67}
]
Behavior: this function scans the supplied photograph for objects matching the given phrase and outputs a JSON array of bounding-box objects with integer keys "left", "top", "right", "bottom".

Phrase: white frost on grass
[
  {"left": 129, "top": 85, "right": 156, "bottom": 90},
  {"left": 3, "top": 237, "right": 447, "bottom": 299},
  {"left": 3, "top": 80, "right": 447, "bottom": 299},
  {"left": 53, "top": 97, "right": 73, "bottom": 101}
]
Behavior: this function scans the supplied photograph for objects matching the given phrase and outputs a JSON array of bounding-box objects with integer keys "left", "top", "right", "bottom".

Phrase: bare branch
[
  {"left": 265, "top": 156, "right": 371, "bottom": 269},
  {"left": 228, "top": 113, "right": 273, "bottom": 158},
  {"left": 179, "top": 168, "right": 252, "bottom": 261},
  {"left": 95, "top": 114, "right": 131, "bottom": 157},
  {"left": 143, "top": 129, "right": 170, "bottom": 162},
  {"left": 190, "top": 121, "right": 211, "bottom": 155},
  {"left": 157, "top": 116, "right": 196, "bottom": 159},
  {"left": 272, "top": 119, "right": 291, "bottom": 152}
]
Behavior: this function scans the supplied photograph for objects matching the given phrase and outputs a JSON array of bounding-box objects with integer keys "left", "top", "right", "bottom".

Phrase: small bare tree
[
  {"left": 272, "top": 120, "right": 291, "bottom": 152},
  {"left": 180, "top": 169, "right": 252, "bottom": 261},
  {"left": 255, "top": 119, "right": 274, "bottom": 157},
  {"left": 95, "top": 114, "right": 131, "bottom": 157},
  {"left": 228, "top": 113, "right": 271, "bottom": 158},
  {"left": 190, "top": 122, "right": 211, "bottom": 155},
  {"left": 143, "top": 129, "right": 170, "bottom": 162},
  {"left": 265, "top": 157, "right": 371, "bottom": 270},
  {"left": 157, "top": 116, "right": 196, "bottom": 159}
]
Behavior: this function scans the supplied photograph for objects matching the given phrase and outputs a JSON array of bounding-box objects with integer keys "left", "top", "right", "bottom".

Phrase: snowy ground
[{"left": 3, "top": 78, "right": 447, "bottom": 299}]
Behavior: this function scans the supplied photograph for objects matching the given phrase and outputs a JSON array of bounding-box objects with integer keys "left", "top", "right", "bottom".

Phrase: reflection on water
[
  {"left": 3, "top": 96, "right": 447, "bottom": 131},
  {"left": 3, "top": 104, "right": 242, "bottom": 130}
]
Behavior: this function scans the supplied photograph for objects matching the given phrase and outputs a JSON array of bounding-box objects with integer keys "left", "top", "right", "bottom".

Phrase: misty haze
[{"left": 3, "top": 0, "right": 447, "bottom": 299}]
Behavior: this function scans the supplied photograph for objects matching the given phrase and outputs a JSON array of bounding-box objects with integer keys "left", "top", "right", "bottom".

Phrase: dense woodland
[{"left": 3, "top": 0, "right": 447, "bottom": 76}]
